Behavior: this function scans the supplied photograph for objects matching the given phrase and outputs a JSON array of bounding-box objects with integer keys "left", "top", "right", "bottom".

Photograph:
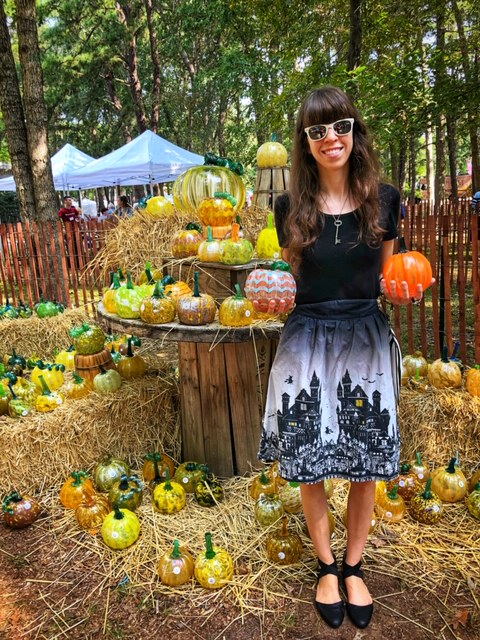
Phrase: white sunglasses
[{"left": 304, "top": 118, "right": 354, "bottom": 141}]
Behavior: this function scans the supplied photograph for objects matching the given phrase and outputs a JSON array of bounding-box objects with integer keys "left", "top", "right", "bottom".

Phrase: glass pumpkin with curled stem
[
  {"left": 55, "top": 345, "right": 76, "bottom": 370},
  {"left": 6, "top": 349, "right": 26, "bottom": 375},
  {"left": 409, "top": 452, "right": 430, "bottom": 484},
  {"left": 30, "top": 362, "right": 65, "bottom": 391},
  {"left": 254, "top": 493, "right": 284, "bottom": 526},
  {"left": 220, "top": 223, "right": 254, "bottom": 265},
  {"left": 387, "top": 462, "right": 422, "bottom": 502},
  {"left": 194, "top": 532, "right": 234, "bottom": 589},
  {"left": 70, "top": 322, "right": 105, "bottom": 355},
  {"left": 102, "top": 272, "right": 122, "bottom": 314},
  {"left": 63, "top": 372, "right": 91, "bottom": 400},
  {"left": 266, "top": 516, "right": 303, "bottom": 565},
  {"left": 466, "top": 364, "right": 480, "bottom": 397},
  {"left": 177, "top": 271, "right": 216, "bottom": 325},
  {"left": 143, "top": 451, "right": 176, "bottom": 483},
  {"left": 174, "top": 461, "right": 207, "bottom": 493},
  {"left": 161, "top": 275, "right": 193, "bottom": 306},
  {"left": 402, "top": 351, "right": 428, "bottom": 378},
  {"left": 35, "top": 375, "right": 65, "bottom": 412},
  {"left": 140, "top": 280, "right": 176, "bottom": 324},
  {"left": 194, "top": 473, "right": 224, "bottom": 507},
  {"left": 256, "top": 212, "right": 282, "bottom": 260},
  {"left": 278, "top": 481, "right": 302, "bottom": 514},
  {"left": 469, "top": 469, "right": 480, "bottom": 493},
  {"left": 197, "top": 226, "right": 224, "bottom": 263},
  {"left": 431, "top": 457, "right": 467, "bottom": 502},
  {"left": 257, "top": 135, "right": 288, "bottom": 168},
  {"left": 93, "top": 367, "right": 122, "bottom": 394},
  {"left": 59, "top": 471, "right": 96, "bottom": 509},
  {"left": 108, "top": 474, "right": 144, "bottom": 512},
  {"left": 75, "top": 493, "right": 111, "bottom": 530},
  {"left": 244, "top": 260, "right": 297, "bottom": 316},
  {"left": 427, "top": 346, "right": 462, "bottom": 389},
  {"left": 249, "top": 468, "right": 277, "bottom": 500},
  {"left": 408, "top": 478, "right": 444, "bottom": 524},
  {"left": 101, "top": 504, "right": 141, "bottom": 550},
  {"left": 219, "top": 284, "right": 255, "bottom": 327},
  {"left": 374, "top": 485, "right": 406, "bottom": 523},
  {"left": 466, "top": 483, "right": 480, "bottom": 520},
  {"left": 158, "top": 540, "right": 194, "bottom": 586},
  {"left": 3, "top": 492, "right": 42, "bottom": 528},
  {"left": 116, "top": 338, "right": 147, "bottom": 380},
  {"left": 172, "top": 222, "right": 204, "bottom": 258},
  {"left": 382, "top": 236, "right": 433, "bottom": 302},
  {"left": 7, "top": 384, "right": 33, "bottom": 418},
  {"left": 152, "top": 477, "right": 186, "bottom": 514},
  {"left": 93, "top": 456, "right": 130, "bottom": 492}
]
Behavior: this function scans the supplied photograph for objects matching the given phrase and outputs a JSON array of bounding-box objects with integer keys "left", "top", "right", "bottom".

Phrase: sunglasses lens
[
  {"left": 307, "top": 125, "right": 327, "bottom": 140},
  {"left": 333, "top": 120, "right": 353, "bottom": 135}
]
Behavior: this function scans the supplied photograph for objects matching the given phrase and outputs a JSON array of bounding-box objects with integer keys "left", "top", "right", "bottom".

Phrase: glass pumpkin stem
[
  {"left": 234, "top": 284, "right": 243, "bottom": 299},
  {"left": 193, "top": 272, "right": 201, "bottom": 298},
  {"left": 271, "top": 260, "right": 291, "bottom": 272},
  {"left": 171, "top": 540, "right": 182, "bottom": 559},
  {"left": 126, "top": 338, "right": 135, "bottom": 358},
  {"left": 38, "top": 375, "right": 53, "bottom": 396},
  {"left": 145, "top": 267, "right": 155, "bottom": 284},
  {"left": 230, "top": 223, "right": 240, "bottom": 243},
  {"left": 152, "top": 280, "right": 165, "bottom": 298},
  {"left": 7, "top": 384, "right": 18, "bottom": 400},
  {"left": 281, "top": 515, "right": 289, "bottom": 535},
  {"left": 416, "top": 452, "right": 423, "bottom": 466},
  {"left": 3, "top": 492, "right": 22, "bottom": 514},
  {"left": 446, "top": 457, "right": 457, "bottom": 474},
  {"left": 204, "top": 532, "right": 216, "bottom": 560},
  {"left": 423, "top": 478, "right": 434, "bottom": 500},
  {"left": 400, "top": 462, "right": 411, "bottom": 473},
  {"left": 441, "top": 345, "right": 449, "bottom": 362},
  {"left": 267, "top": 212, "right": 275, "bottom": 229},
  {"left": 126, "top": 271, "right": 135, "bottom": 290},
  {"left": 388, "top": 484, "right": 399, "bottom": 499},
  {"left": 71, "top": 471, "right": 89, "bottom": 487},
  {"left": 260, "top": 468, "right": 270, "bottom": 485},
  {"left": 72, "top": 372, "right": 85, "bottom": 385},
  {"left": 118, "top": 475, "right": 130, "bottom": 491},
  {"left": 113, "top": 504, "right": 125, "bottom": 520}
]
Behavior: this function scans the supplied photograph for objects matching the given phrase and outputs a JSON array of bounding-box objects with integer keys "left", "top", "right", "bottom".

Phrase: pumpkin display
[
  {"left": 115, "top": 272, "right": 149, "bottom": 319},
  {"left": 466, "top": 365, "right": 480, "bottom": 397},
  {"left": 466, "top": 483, "right": 480, "bottom": 520},
  {"left": 254, "top": 493, "right": 284, "bottom": 526},
  {"left": 427, "top": 346, "right": 462, "bottom": 389},
  {"left": 161, "top": 275, "right": 193, "bottom": 305},
  {"left": 431, "top": 457, "right": 467, "bottom": 502},
  {"left": 174, "top": 163, "right": 246, "bottom": 217},
  {"left": 93, "top": 367, "right": 122, "bottom": 394},
  {"left": 387, "top": 463, "right": 421, "bottom": 502},
  {"left": 174, "top": 461, "right": 207, "bottom": 493},
  {"left": 143, "top": 451, "right": 176, "bottom": 483},
  {"left": 219, "top": 284, "right": 255, "bottom": 327},
  {"left": 144, "top": 195, "right": 175, "bottom": 217},
  {"left": 59, "top": 471, "right": 96, "bottom": 509},
  {"left": 93, "top": 456, "right": 130, "bottom": 492},
  {"left": 172, "top": 222, "right": 204, "bottom": 257},
  {"left": 402, "top": 351, "right": 428, "bottom": 378},
  {"left": 35, "top": 375, "right": 65, "bottom": 412},
  {"left": 70, "top": 322, "right": 105, "bottom": 355},
  {"left": 0, "top": 384, "right": 10, "bottom": 415},
  {"left": 30, "top": 362, "right": 65, "bottom": 391},
  {"left": 116, "top": 338, "right": 147, "bottom": 379},
  {"left": 194, "top": 532, "right": 234, "bottom": 589},
  {"left": 102, "top": 272, "right": 122, "bottom": 314},
  {"left": 220, "top": 223, "right": 254, "bottom": 265},
  {"left": 109, "top": 474, "right": 144, "bottom": 512},
  {"left": 244, "top": 260, "right": 296, "bottom": 315},
  {"left": 265, "top": 516, "right": 303, "bottom": 565},
  {"left": 152, "top": 477, "right": 186, "bottom": 514},
  {"left": 197, "top": 226, "right": 224, "bottom": 263},
  {"left": 469, "top": 469, "right": 480, "bottom": 493},
  {"left": 408, "top": 478, "right": 444, "bottom": 524},
  {"left": 177, "top": 271, "right": 216, "bottom": 325},
  {"left": 63, "top": 372, "right": 91, "bottom": 399},
  {"left": 256, "top": 212, "right": 282, "bottom": 260},
  {"left": 101, "top": 505, "right": 141, "bottom": 550},
  {"left": 194, "top": 473, "right": 225, "bottom": 507},
  {"left": 257, "top": 135, "right": 288, "bottom": 168},
  {"left": 374, "top": 485, "right": 406, "bottom": 523},
  {"left": 2, "top": 492, "right": 42, "bottom": 528},
  {"left": 139, "top": 280, "right": 176, "bottom": 324},
  {"left": 158, "top": 540, "right": 194, "bottom": 586},
  {"left": 249, "top": 468, "right": 277, "bottom": 500},
  {"left": 382, "top": 237, "right": 433, "bottom": 302},
  {"left": 75, "top": 349, "right": 116, "bottom": 387},
  {"left": 278, "top": 481, "right": 303, "bottom": 514},
  {"left": 7, "top": 384, "right": 33, "bottom": 418},
  {"left": 75, "top": 494, "right": 111, "bottom": 530},
  {"left": 55, "top": 345, "right": 77, "bottom": 370},
  {"left": 409, "top": 452, "right": 430, "bottom": 483}
]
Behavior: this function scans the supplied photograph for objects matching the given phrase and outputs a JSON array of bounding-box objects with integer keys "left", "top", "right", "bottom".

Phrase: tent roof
[
  {"left": 0, "top": 143, "right": 95, "bottom": 192},
  {"left": 67, "top": 130, "right": 204, "bottom": 188}
]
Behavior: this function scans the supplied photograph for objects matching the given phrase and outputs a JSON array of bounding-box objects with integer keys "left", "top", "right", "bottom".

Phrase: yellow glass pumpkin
[
  {"left": 158, "top": 540, "right": 194, "bottom": 586},
  {"left": 220, "top": 223, "right": 254, "bottom": 265},
  {"left": 466, "top": 365, "right": 480, "bottom": 396},
  {"left": 177, "top": 272, "right": 216, "bottom": 325},
  {"left": 55, "top": 345, "right": 77, "bottom": 370},
  {"left": 466, "top": 483, "right": 480, "bottom": 520},
  {"left": 219, "top": 284, "right": 255, "bottom": 327},
  {"left": 254, "top": 493, "right": 284, "bottom": 526},
  {"left": 161, "top": 275, "right": 193, "bottom": 305},
  {"left": 194, "top": 532, "right": 234, "bottom": 589},
  {"left": 374, "top": 485, "right": 406, "bottom": 523},
  {"left": 31, "top": 362, "right": 65, "bottom": 391},
  {"left": 431, "top": 457, "right": 467, "bottom": 502},
  {"left": 102, "top": 273, "right": 121, "bottom": 314},
  {"left": 140, "top": 280, "right": 176, "bottom": 324},
  {"left": 255, "top": 212, "right": 282, "bottom": 260},
  {"left": 197, "top": 226, "right": 224, "bottom": 262},
  {"left": 174, "top": 461, "right": 207, "bottom": 493},
  {"left": 171, "top": 222, "right": 204, "bottom": 258},
  {"left": 427, "top": 346, "right": 462, "bottom": 389},
  {"left": 145, "top": 196, "right": 174, "bottom": 217},
  {"left": 63, "top": 372, "right": 91, "bottom": 400},
  {"left": 174, "top": 165, "right": 246, "bottom": 216},
  {"left": 35, "top": 375, "right": 65, "bottom": 412},
  {"left": 101, "top": 505, "right": 141, "bottom": 549},
  {"left": 116, "top": 338, "right": 147, "bottom": 379},
  {"left": 249, "top": 468, "right": 277, "bottom": 500},
  {"left": 152, "top": 478, "right": 186, "bottom": 514},
  {"left": 265, "top": 516, "right": 303, "bottom": 565},
  {"left": 402, "top": 351, "right": 428, "bottom": 378},
  {"left": 278, "top": 481, "right": 302, "bottom": 514},
  {"left": 257, "top": 136, "right": 288, "bottom": 168},
  {"left": 408, "top": 478, "right": 443, "bottom": 524}
]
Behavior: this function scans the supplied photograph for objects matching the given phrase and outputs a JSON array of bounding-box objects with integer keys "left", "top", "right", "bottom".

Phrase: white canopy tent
[
  {"left": 67, "top": 130, "right": 204, "bottom": 189},
  {"left": 0, "top": 143, "right": 95, "bottom": 192}
]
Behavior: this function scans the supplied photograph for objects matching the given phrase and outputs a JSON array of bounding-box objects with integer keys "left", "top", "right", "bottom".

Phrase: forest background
[{"left": 1, "top": 0, "right": 480, "bottom": 222}]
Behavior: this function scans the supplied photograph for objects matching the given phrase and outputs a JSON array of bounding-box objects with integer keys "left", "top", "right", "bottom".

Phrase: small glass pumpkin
[
  {"left": 7, "top": 384, "right": 33, "bottom": 418},
  {"left": 70, "top": 322, "right": 105, "bottom": 355},
  {"left": 0, "top": 383, "right": 10, "bottom": 415},
  {"left": 2, "top": 492, "right": 42, "bottom": 528},
  {"left": 158, "top": 540, "right": 194, "bottom": 586},
  {"left": 55, "top": 345, "right": 77, "bottom": 370},
  {"left": 12, "top": 376, "right": 40, "bottom": 405},
  {"left": 194, "top": 532, "right": 234, "bottom": 589},
  {"left": 374, "top": 485, "right": 406, "bottom": 523},
  {"left": 408, "top": 478, "right": 444, "bottom": 524},
  {"left": 152, "top": 477, "right": 186, "bottom": 514},
  {"left": 265, "top": 516, "right": 303, "bottom": 565},
  {"left": 249, "top": 468, "right": 277, "bottom": 500},
  {"left": 220, "top": 223, "right": 254, "bottom": 265},
  {"left": 382, "top": 237, "right": 433, "bottom": 302},
  {"left": 255, "top": 212, "right": 282, "bottom": 260},
  {"left": 469, "top": 469, "right": 480, "bottom": 493},
  {"left": 466, "top": 364, "right": 480, "bottom": 397},
  {"left": 402, "top": 351, "right": 428, "bottom": 378},
  {"left": 101, "top": 505, "right": 141, "bottom": 550},
  {"left": 466, "top": 483, "right": 480, "bottom": 520},
  {"left": 143, "top": 451, "right": 176, "bottom": 483},
  {"left": 177, "top": 271, "right": 216, "bottom": 325},
  {"left": 409, "top": 451, "right": 430, "bottom": 483},
  {"left": 102, "top": 272, "right": 121, "bottom": 314},
  {"left": 59, "top": 471, "right": 96, "bottom": 509},
  {"left": 244, "top": 260, "right": 296, "bottom": 315},
  {"left": 35, "top": 375, "right": 65, "bottom": 412},
  {"left": 93, "top": 367, "right": 122, "bottom": 394},
  {"left": 254, "top": 493, "right": 284, "bottom": 526},
  {"left": 197, "top": 226, "right": 224, "bottom": 262},
  {"left": 194, "top": 473, "right": 224, "bottom": 507},
  {"left": 139, "top": 280, "right": 176, "bottom": 324},
  {"left": 161, "top": 275, "right": 193, "bottom": 305},
  {"left": 75, "top": 493, "right": 111, "bottom": 530},
  {"left": 431, "top": 457, "right": 467, "bottom": 502},
  {"left": 115, "top": 271, "right": 151, "bottom": 319},
  {"left": 257, "top": 136, "right": 288, "bottom": 168},
  {"left": 116, "top": 338, "right": 147, "bottom": 379},
  {"left": 387, "top": 462, "right": 422, "bottom": 502},
  {"left": 137, "top": 262, "right": 163, "bottom": 285},
  {"left": 63, "top": 372, "right": 91, "bottom": 400},
  {"left": 174, "top": 461, "right": 206, "bottom": 493},
  {"left": 172, "top": 222, "right": 204, "bottom": 258},
  {"left": 93, "top": 456, "right": 130, "bottom": 492},
  {"left": 109, "top": 474, "right": 144, "bottom": 512},
  {"left": 278, "top": 481, "right": 302, "bottom": 514},
  {"left": 219, "top": 284, "right": 255, "bottom": 327},
  {"left": 427, "top": 345, "right": 462, "bottom": 389}
]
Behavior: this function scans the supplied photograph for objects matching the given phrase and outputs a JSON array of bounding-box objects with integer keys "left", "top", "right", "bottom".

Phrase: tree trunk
[
  {"left": 144, "top": 0, "right": 161, "bottom": 133},
  {"left": 0, "top": 1, "right": 36, "bottom": 220},
  {"left": 425, "top": 125, "right": 435, "bottom": 203},
  {"left": 434, "top": 8, "right": 446, "bottom": 204},
  {"left": 390, "top": 142, "right": 399, "bottom": 187},
  {"left": 435, "top": 116, "right": 446, "bottom": 203},
  {"left": 409, "top": 134, "right": 417, "bottom": 204},
  {"left": 104, "top": 69, "right": 131, "bottom": 142},
  {"left": 347, "top": 0, "right": 362, "bottom": 71},
  {"left": 398, "top": 137, "right": 407, "bottom": 197},
  {"left": 446, "top": 115, "right": 458, "bottom": 199}
]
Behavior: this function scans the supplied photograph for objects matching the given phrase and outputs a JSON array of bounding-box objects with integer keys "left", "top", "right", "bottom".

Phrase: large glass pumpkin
[
  {"left": 173, "top": 165, "right": 246, "bottom": 216},
  {"left": 427, "top": 346, "right": 462, "bottom": 389},
  {"left": 382, "top": 237, "right": 433, "bottom": 302},
  {"left": 257, "top": 137, "right": 288, "bottom": 168},
  {"left": 145, "top": 196, "right": 174, "bottom": 218},
  {"left": 244, "top": 260, "right": 296, "bottom": 315}
]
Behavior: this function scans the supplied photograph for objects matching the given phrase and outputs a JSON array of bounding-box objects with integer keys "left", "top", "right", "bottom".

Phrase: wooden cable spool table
[{"left": 97, "top": 303, "right": 283, "bottom": 477}]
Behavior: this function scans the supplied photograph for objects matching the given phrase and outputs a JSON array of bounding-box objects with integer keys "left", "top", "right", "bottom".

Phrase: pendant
[{"left": 334, "top": 218, "right": 342, "bottom": 245}]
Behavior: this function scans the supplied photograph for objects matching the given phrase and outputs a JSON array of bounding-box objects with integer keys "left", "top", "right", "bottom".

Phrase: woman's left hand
[{"left": 380, "top": 277, "right": 435, "bottom": 305}]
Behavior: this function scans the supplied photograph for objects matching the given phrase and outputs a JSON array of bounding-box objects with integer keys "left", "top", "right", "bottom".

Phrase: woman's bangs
[{"left": 302, "top": 89, "right": 353, "bottom": 127}]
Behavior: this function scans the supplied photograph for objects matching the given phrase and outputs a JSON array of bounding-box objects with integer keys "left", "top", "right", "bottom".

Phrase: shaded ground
[{"left": 0, "top": 514, "right": 478, "bottom": 640}]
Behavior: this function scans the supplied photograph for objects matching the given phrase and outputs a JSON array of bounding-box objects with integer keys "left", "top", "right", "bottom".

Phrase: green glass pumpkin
[
  {"left": 174, "top": 461, "right": 207, "bottom": 493},
  {"left": 70, "top": 322, "right": 105, "bottom": 355},
  {"left": 194, "top": 532, "right": 234, "bottom": 589},
  {"left": 466, "top": 483, "right": 480, "bottom": 520},
  {"left": 219, "top": 284, "right": 255, "bottom": 327},
  {"left": 158, "top": 540, "right": 194, "bottom": 586},
  {"left": 101, "top": 504, "right": 141, "bottom": 549},
  {"left": 194, "top": 473, "right": 224, "bottom": 507},
  {"left": 108, "top": 474, "right": 144, "bottom": 512},
  {"left": 35, "top": 297, "right": 59, "bottom": 318},
  {"left": 265, "top": 516, "right": 303, "bottom": 565},
  {"left": 93, "top": 456, "right": 130, "bottom": 492},
  {"left": 115, "top": 272, "right": 147, "bottom": 319},
  {"left": 431, "top": 457, "right": 468, "bottom": 502},
  {"left": 0, "top": 383, "right": 10, "bottom": 415},
  {"left": 152, "top": 478, "right": 186, "bottom": 514},
  {"left": 93, "top": 367, "right": 122, "bottom": 394},
  {"left": 408, "top": 478, "right": 444, "bottom": 524},
  {"left": 254, "top": 493, "right": 284, "bottom": 526},
  {"left": 220, "top": 223, "right": 254, "bottom": 265},
  {"left": 3, "top": 492, "right": 42, "bottom": 528}
]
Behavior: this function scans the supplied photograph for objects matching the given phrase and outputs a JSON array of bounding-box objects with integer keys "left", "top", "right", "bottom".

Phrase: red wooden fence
[{"left": 0, "top": 201, "right": 479, "bottom": 364}]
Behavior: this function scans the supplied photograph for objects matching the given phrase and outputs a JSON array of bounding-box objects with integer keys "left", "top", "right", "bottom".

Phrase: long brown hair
[{"left": 285, "top": 86, "right": 383, "bottom": 274}]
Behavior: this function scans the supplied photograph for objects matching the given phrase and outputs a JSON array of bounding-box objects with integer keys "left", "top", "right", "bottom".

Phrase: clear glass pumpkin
[
  {"left": 75, "top": 494, "right": 111, "bottom": 530},
  {"left": 409, "top": 452, "right": 430, "bottom": 483},
  {"left": 197, "top": 226, "right": 224, "bottom": 263},
  {"left": 101, "top": 505, "right": 141, "bottom": 549},
  {"left": 219, "top": 284, "right": 255, "bottom": 327},
  {"left": 194, "top": 532, "right": 234, "bottom": 589},
  {"left": 158, "top": 540, "right": 194, "bottom": 586},
  {"left": 408, "top": 478, "right": 443, "bottom": 524},
  {"left": 427, "top": 346, "right": 462, "bottom": 389},
  {"left": 254, "top": 493, "right": 284, "bottom": 526},
  {"left": 220, "top": 223, "right": 254, "bottom": 265},
  {"left": 173, "top": 165, "right": 246, "bottom": 216},
  {"left": 244, "top": 260, "right": 296, "bottom": 315},
  {"left": 278, "top": 481, "right": 302, "bottom": 514},
  {"left": 93, "top": 368, "right": 122, "bottom": 394},
  {"left": 374, "top": 485, "right": 406, "bottom": 523},
  {"left": 265, "top": 516, "right": 303, "bottom": 565},
  {"left": 431, "top": 457, "right": 467, "bottom": 502}
]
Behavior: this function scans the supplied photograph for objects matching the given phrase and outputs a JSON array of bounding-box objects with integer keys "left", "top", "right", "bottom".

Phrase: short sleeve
[
  {"left": 274, "top": 193, "right": 290, "bottom": 247},
  {"left": 379, "top": 183, "right": 400, "bottom": 241}
]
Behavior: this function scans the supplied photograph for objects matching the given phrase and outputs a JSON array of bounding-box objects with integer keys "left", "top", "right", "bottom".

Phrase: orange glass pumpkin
[
  {"left": 158, "top": 540, "right": 194, "bottom": 586},
  {"left": 75, "top": 493, "right": 111, "bottom": 530},
  {"left": 177, "top": 272, "right": 216, "bottom": 325},
  {"left": 402, "top": 351, "right": 428, "bottom": 378},
  {"left": 116, "top": 338, "right": 147, "bottom": 379},
  {"left": 427, "top": 346, "right": 462, "bottom": 389},
  {"left": 244, "top": 260, "right": 296, "bottom": 315},
  {"left": 466, "top": 365, "right": 480, "bottom": 396},
  {"left": 382, "top": 237, "right": 433, "bottom": 302},
  {"left": 265, "top": 515, "right": 303, "bottom": 565},
  {"left": 387, "top": 462, "right": 422, "bottom": 502},
  {"left": 197, "top": 192, "right": 237, "bottom": 230},
  {"left": 161, "top": 275, "right": 193, "bottom": 305},
  {"left": 143, "top": 451, "right": 176, "bottom": 482},
  {"left": 431, "top": 457, "right": 467, "bottom": 502},
  {"left": 374, "top": 484, "right": 406, "bottom": 523},
  {"left": 249, "top": 468, "right": 277, "bottom": 500},
  {"left": 172, "top": 222, "right": 204, "bottom": 258},
  {"left": 60, "top": 471, "right": 96, "bottom": 509}
]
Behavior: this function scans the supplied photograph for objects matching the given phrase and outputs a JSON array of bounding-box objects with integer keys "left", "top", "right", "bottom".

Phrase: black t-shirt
[{"left": 274, "top": 183, "right": 399, "bottom": 304}]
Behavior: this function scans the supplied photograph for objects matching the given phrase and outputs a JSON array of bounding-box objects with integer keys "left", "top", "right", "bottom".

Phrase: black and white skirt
[{"left": 258, "top": 299, "right": 402, "bottom": 484}]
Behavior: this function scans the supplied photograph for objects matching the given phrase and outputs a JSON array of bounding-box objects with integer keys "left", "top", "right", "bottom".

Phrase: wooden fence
[{"left": 0, "top": 200, "right": 479, "bottom": 364}]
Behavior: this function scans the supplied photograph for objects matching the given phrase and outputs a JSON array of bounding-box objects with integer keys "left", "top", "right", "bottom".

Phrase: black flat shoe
[
  {"left": 342, "top": 554, "right": 373, "bottom": 629},
  {"left": 314, "top": 556, "right": 345, "bottom": 629}
]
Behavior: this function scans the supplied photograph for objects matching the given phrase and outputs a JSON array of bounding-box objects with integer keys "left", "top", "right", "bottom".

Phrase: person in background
[
  {"left": 97, "top": 207, "right": 110, "bottom": 221},
  {"left": 472, "top": 190, "right": 480, "bottom": 211},
  {"left": 113, "top": 195, "right": 134, "bottom": 218},
  {"left": 58, "top": 195, "right": 82, "bottom": 223}
]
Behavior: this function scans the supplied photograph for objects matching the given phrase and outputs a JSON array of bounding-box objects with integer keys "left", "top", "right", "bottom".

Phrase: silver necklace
[{"left": 319, "top": 191, "right": 350, "bottom": 245}]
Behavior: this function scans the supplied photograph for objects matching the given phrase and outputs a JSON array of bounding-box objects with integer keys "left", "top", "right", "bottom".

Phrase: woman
[
  {"left": 258, "top": 86, "right": 429, "bottom": 629},
  {"left": 114, "top": 195, "right": 134, "bottom": 218}
]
